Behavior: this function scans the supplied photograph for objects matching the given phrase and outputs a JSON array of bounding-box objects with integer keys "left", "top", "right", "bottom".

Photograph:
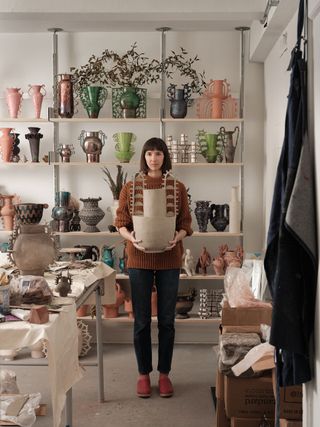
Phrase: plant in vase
[
  {"left": 71, "top": 42, "right": 162, "bottom": 119},
  {"left": 163, "top": 48, "right": 207, "bottom": 118},
  {"left": 70, "top": 58, "right": 109, "bottom": 118},
  {"left": 102, "top": 165, "right": 127, "bottom": 224}
]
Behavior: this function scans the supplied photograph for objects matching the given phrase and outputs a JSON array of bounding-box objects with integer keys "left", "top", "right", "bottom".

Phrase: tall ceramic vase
[
  {"left": 0, "top": 195, "right": 16, "bottom": 230},
  {"left": 119, "top": 87, "right": 140, "bottom": 118},
  {"left": 25, "top": 127, "right": 43, "bottom": 162},
  {"left": 80, "top": 86, "right": 108, "bottom": 118},
  {"left": 0, "top": 128, "right": 15, "bottom": 162},
  {"left": 5, "top": 88, "right": 23, "bottom": 118},
  {"left": 28, "top": 84, "right": 46, "bottom": 119},
  {"left": 79, "top": 197, "right": 105, "bottom": 232},
  {"left": 194, "top": 201, "right": 211, "bottom": 232},
  {"left": 229, "top": 186, "right": 241, "bottom": 233},
  {"left": 219, "top": 126, "right": 240, "bottom": 163},
  {"left": 57, "top": 74, "right": 74, "bottom": 118}
]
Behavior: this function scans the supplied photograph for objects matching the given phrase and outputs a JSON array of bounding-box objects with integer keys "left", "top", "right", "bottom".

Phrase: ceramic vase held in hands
[
  {"left": 28, "top": 84, "right": 46, "bottom": 119},
  {"left": 79, "top": 197, "right": 105, "bottom": 232},
  {"left": 210, "top": 204, "right": 229, "bottom": 232},
  {"left": 194, "top": 201, "right": 211, "bottom": 232},
  {"left": 0, "top": 128, "right": 16, "bottom": 162},
  {"left": 5, "top": 88, "right": 23, "bottom": 118},
  {"left": 219, "top": 126, "right": 240, "bottom": 163},
  {"left": 79, "top": 130, "right": 106, "bottom": 163}
]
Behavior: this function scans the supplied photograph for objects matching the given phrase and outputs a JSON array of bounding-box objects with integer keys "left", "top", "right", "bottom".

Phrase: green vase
[
  {"left": 205, "top": 133, "right": 219, "bottom": 163},
  {"left": 80, "top": 86, "right": 108, "bottom": 118},
  {"left": 119, "top": 87, "right": 140, "bottom": 118}
]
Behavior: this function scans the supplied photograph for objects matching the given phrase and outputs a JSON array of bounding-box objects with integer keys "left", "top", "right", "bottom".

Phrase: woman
[{"left": 115, "top": 137, "right": 192, "bottom": 398}]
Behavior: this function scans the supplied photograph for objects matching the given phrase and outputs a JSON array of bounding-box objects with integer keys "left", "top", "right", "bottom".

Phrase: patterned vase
[
  {"left": 119, "top": 87, "right": 140, "bottom": 118},
  {"left": 194, "top": 200, "right": 211, "bottom": 232},
  {"left": 79, "top": 197, "right": 105, "bottom": 232},
  {"left": 80, "top": 86, "right": 108, "bottom": 118},
  {"left": 14, "top": 203, "right": 48, "bottom": 225}
]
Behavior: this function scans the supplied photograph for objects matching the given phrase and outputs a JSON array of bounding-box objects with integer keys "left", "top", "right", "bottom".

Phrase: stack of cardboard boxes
[{"left": 215, "top": 302, "right": 302, "bottom": 427}]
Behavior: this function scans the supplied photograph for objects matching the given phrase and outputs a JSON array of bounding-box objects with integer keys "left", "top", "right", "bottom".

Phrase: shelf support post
[
  {"left": 235, "top": 26, "right": 249, "bottom": 245},
  {"left": 157, "top": 27, "right": 171, "bottom": 140}
]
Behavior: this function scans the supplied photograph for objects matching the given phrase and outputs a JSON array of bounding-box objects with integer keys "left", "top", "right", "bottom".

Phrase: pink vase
[
  {"left": 0, "top": 127, "right": 15, "bottom": 162},
  {"left": 28, "top": 84, "right": 46, "bottom": 118},
  {"left": 5, "top": 88, "right": 23, "bottom": 118},
  {"left": 212, "top": 97, "right": 223, "bottom": 119},
  {"left": 207, "top": 79, "right": 230, "bottom": 99},
  {"left": 0, "top": 195, "right": 16, "bottom": 230}
]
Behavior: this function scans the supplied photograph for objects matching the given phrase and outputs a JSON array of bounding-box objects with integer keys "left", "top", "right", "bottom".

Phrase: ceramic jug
[
  {"left": 194, "top": 200, "right": 211, "bottom": 232},
  {"left": 219, "top": 126, "right": 240, "bottom": 163},
  {"left": 57, "top": 74, "right": 74, "bottom": 118},
  {"left": 79, "top": 130, "right": 106, "bottom": 163},
  {"left": 100, "top": 245, "right": 115, "bottom": 268},
  {"left": 167, "top": 84, "right": 192, "bottom": 119},
  {"left": 210, "top": 203, "right": 229, "bottom": 231},
  {"left": 80, "top": 86, "right": 107, "bottom": 118}
]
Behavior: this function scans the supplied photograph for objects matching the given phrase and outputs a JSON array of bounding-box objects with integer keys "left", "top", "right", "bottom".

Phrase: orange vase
[
  {"left": 0, "top": 195, "right": 16, "bottom": 230},
  {"left": 0, "top": 128, "right": 15, "bottom": 162}
]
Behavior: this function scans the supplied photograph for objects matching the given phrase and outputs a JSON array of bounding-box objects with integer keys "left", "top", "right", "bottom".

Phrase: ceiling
[{"left": 0, "top": 0, "right": 271, "bottom": 32}]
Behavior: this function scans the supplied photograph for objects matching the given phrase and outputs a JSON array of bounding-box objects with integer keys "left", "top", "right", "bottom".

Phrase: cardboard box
[
  {"left": 216, "top": 369, "right": 225, "bottom": 400},
  {"left": 231, "top": 417, "right": 275, "bottom": 427},
  {"left": 222, "top": 325, "right": 262, "bottom": 335},
  {"left": 216, "top": 398, "right": 231, "bottom": 427},
  {"left": 279, "top": 420, "right": 302, "bottom": 427},
  {"left": 272, "top": 369, "right": 302, "bottom": 420},
  {"left": 221, "top": 302, "right": 272, "bottom": 326},
  {"left": 224, "top": 374, "right": 275, "bottom": 418}
]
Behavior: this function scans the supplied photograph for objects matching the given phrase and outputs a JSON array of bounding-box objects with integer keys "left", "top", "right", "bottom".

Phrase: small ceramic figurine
[
  {"left": 182, "top": 248, "right": 195, "bottom": 276},
  {"left": 212, "top": 256, "right": 225, "bottom": 275},
  {"left": 55, "top": 270, "right": 72, "bottom": 297},
  {"left": 196, "top": 246, "right": 212, "bottom": 275}
]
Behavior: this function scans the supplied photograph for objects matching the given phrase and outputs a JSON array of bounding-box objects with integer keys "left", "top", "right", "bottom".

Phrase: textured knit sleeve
[
  {"left": 114, "top": 182, "right": 133, "bottom": 230},
  {"left": 176, "top": 182, "right": 193, "bottom": 236}
]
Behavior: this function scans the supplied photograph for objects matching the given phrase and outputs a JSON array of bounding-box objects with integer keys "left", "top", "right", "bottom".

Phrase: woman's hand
[
  {"left": 165, "top": 230, "right": 187, "bottom": 251},
  {"left": 130, "top": 231, "right": 146, "bottom": 252}
]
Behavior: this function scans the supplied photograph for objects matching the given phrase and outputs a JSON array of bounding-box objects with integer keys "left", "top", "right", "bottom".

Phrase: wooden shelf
[
  {"left": 54, "top": 231, "right": 120, "bottom": 236},
  {"left": 0, "top": 162, "right": 51, "bottom": 167},
  {"left": 51, "top": 161, "right": 139, "bottom": 166},
  {"left": 50, "top": 117, "right": 160, "bottom": 123},
  {"left": 77, "top": 313, "right": 221, "bottom": 324},
  {"left": 116, "top": 273, "right": 224, "bottom": 280},
  {"left": 0, "top": 118, "right": 48, "bottom": 122},
  {"left": 172, "top": 162, "right": 243, "bottom": 167},
  {"left": 162, "top": 118, "right": 244, "bottom": 123}
]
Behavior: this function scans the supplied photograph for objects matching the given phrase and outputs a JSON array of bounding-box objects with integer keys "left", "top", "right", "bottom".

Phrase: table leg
[
  {"left": 65, "top": 388, "right": 72, "bottom": 427},
  {"left": 95, "top": 281, "right": 105, "bottom": 402}
]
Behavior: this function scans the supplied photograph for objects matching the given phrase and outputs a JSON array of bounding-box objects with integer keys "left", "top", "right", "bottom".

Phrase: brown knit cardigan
[{"left": 114, "top": 174, "right": 193, "bottom": 269}]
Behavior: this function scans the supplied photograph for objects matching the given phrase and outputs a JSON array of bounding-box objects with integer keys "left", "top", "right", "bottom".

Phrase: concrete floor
[{"left": 9, "top": 344, "right": 217, "bottom": 427}]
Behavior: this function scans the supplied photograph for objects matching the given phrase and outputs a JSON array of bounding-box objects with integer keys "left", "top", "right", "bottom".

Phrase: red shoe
[
  {"left": 158, "top": 375, "right": 174, "bottom": 398},
  {"left": 137, "top": 376, "right": 151, "bottom": 398}
]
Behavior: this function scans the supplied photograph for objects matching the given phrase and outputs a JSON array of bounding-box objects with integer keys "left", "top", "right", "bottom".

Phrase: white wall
[{"left": 0, "top": 30, "right": 264, "bottom": 266}]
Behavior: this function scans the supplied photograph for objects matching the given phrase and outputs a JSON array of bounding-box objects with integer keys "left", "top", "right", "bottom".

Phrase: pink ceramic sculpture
[
  {"left": 28, "top": 84, "right": 46, "bottom": 118},
  {"left": 0, "top": 194, "right": 17, "bottom": 230},
  {"left": 196, "top": 247, "right": 212, "bottom": 275},
  {"left": 212, "top": 256, "right": 225, "bottom": 276},
  {"left": 5, "top": 88, "right": 23, "bottom": 118},
  {"left": 0, "top": 128, "right": 15, "bottom": 162}
]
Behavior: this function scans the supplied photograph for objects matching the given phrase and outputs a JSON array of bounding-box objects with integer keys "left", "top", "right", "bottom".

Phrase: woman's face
[{"left": 145, "top": 149, "right": 164, "bottom": 172}]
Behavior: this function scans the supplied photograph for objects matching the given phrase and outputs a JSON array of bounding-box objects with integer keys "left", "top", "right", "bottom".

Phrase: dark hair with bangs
[{"left": 140, "top": 137, "right": 172, "bottom": 174}]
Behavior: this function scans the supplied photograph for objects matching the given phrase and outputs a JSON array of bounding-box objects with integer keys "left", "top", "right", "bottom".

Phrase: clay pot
[
  {"left": 14, "top": 203, "right": 48, "bottom": 225},
  {"left": 76, "top": 304, "right": 89, "bottom": 317},
  {"left": 11, "top": 225, "right": 55, "bottom": 276},
  {"left": 103, "top": 304, "right": 119, "bottom": 318},
  {"left": 5, "top": 88, "right": 22, "bottom": 118}
]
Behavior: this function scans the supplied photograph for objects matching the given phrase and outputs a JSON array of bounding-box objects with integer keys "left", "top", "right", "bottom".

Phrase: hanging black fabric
[{"left": 264, "top": 0, "right": 317, "bottom": 386}]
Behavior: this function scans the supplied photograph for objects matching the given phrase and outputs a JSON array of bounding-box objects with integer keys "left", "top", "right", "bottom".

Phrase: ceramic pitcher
[
  {"left": 5, "top": 88, "right": 23, "bottom": 118},
  {"left": 219, "top": 126, "right": 240, "bottom": 163}
]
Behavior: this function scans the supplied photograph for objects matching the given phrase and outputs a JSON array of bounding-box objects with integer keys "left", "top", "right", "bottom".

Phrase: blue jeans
[{"left": 128, "top": 268, "right": 180, "bottom": 375}]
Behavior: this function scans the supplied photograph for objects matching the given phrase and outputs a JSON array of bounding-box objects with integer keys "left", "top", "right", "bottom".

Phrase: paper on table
[{"left": 10, "top": 309, "right": 30, "bottom": 321}]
